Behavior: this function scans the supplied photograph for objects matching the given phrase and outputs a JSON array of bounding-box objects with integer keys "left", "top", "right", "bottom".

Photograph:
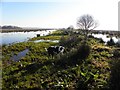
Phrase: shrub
[
  {"left": 107, "top": 38, "right": 115, "bottom": 46},
  {"left": 116, "top": 42, "right": 120, "bottom": 47},
  {"left": 76, "top": 43, "right": 91, "bottom": 60},
  {"left": 98, "top": 38, "right": 105, "bottom": 43},
  {"left": 113, "top": 49, "right": 120, "bottom": 58},
  {"left": 55, "top": 43, "right": 91, "bottom": 67},
  {"left": 59, "top": 35, "right": 82, "bottom": 49},
  {"left": 88, "top": 35, "right": 94, "bottom": 38},
  {"left": 109, "top": 58, "right": 120, "bottom": 90}
]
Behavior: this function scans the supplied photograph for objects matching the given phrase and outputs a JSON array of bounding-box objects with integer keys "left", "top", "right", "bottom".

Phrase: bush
[
  {"left": 59, "top": 35, "right": 82, "bottom": 49},
  {"left": 107, "top": 38, "right": 115, "bottom": 46},
  {"left": 109, "top": 58, "right": 120, "bottom": 90},
  {"left": 55, "top": 43, "right": 91, "bottom": 67},
  {"left": 116, "top": 42, "right": 120, "bottom": 47},
  {"left": 98, "top": 38, "right": 105, "bottom": 43},
  {"left": 88, "top": 35, "right": 94, "bottom": 38},
  {"left": 113, "top": 49, "right": 120, "bottom": 58},
  {"left": 76, "top": 43, "right": 91, "bottom": 60}
]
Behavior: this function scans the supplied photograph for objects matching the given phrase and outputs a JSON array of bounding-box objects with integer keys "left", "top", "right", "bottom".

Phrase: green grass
[
  {"left": 2, "top": 30, "right": 118, "bottom": 89},
  {"left": 29, "top": 35, "right": 63, "bottom": 41},
  {"left": 29, "top": 30, "right": 69, "bottom": 41}
]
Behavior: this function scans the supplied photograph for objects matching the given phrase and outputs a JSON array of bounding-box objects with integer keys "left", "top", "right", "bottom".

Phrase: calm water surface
[
  {"left": 0, "top": 30, "right": 55, "bottom": 45},
  {"left": 0, "top": 30, "right": 119, "bottom": 45},
  {"left": 92, "top": 34, "right": 118, "bottom": 43},
  {"left": 10, "top": 49, "right": 29, "bottom": 61}
]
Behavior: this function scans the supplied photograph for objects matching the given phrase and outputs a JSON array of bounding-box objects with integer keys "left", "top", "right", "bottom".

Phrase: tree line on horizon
[{"left": 0, "top": 25, "right": 22, "bottom": 29}]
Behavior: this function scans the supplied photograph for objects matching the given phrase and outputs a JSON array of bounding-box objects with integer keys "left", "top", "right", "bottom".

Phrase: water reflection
[
  {"left": 1, "top": 30, "right": 119, "bottom": 45},
  {"left": 1, "top": 30, "right": 55, "bottom": 45},
  {"left": 92, "top": 34, "right": 118, "bottom": 43},
  {"left": 10, "top": 49, "right": 29, "bottom": 61}
]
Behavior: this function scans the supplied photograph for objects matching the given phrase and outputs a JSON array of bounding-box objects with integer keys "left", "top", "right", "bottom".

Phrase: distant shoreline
[
  {"left": 0, "top": 29, "right": 55, "bottom": 33},
  {"left": 0, "top": 29, "right": 120, "bottom": 37}
]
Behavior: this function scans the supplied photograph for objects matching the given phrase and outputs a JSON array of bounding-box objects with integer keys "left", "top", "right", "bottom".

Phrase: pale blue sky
[
  {"left": 2, "top": 2, "right": 67, "bottom": 27},
  {"left": 1, "top": 0, "right": 119, "bottom": 30}
]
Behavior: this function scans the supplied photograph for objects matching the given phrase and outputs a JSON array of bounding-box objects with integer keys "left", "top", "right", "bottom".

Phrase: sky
[{"left": 0, "top": 0, "right": 119, "bottom": 30}]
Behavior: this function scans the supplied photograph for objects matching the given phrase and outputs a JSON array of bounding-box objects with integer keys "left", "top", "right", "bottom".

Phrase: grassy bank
[{"left": 2, "top": 30, "right": 120, "bottom": 89}]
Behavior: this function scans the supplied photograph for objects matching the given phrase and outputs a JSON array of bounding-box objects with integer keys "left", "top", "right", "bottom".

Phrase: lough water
[
  {"left": 0, "top": 30, "right": 119, "bottom": 45},
  {"left": 0, "top": 30, "right": 55, "bottom": 45},
  {"left": 92, "top": 34, "right": 118, "bottom": 43}
]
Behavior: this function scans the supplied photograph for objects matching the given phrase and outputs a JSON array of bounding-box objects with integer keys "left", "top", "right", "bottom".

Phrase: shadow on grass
[
  {"left": 9, "top": 43, "right": 91, "bottom": 77},
  {"left": 9, "top": 60, "right": 53, "bottom": 76}
]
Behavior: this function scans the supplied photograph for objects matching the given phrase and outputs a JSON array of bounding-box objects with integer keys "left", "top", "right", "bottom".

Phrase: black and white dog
[{"left": 46, "top": 46, "right": 65, "bottom": 57}]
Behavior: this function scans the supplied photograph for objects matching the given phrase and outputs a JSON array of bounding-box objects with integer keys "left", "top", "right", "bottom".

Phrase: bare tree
[
  {"left": 77, "top": 14, "right": 98, "bottom": 30},
  {"left": 77, "top": 14, "right": 98, "bottom": 41}
]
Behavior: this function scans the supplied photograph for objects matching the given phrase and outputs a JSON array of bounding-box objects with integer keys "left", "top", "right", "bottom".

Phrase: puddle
[
  {"left": 10, "top": 49, "right": 29, "bottom": 61},
  {"left": 34, "top": 39, "right": 59, "bottom": 43}
]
